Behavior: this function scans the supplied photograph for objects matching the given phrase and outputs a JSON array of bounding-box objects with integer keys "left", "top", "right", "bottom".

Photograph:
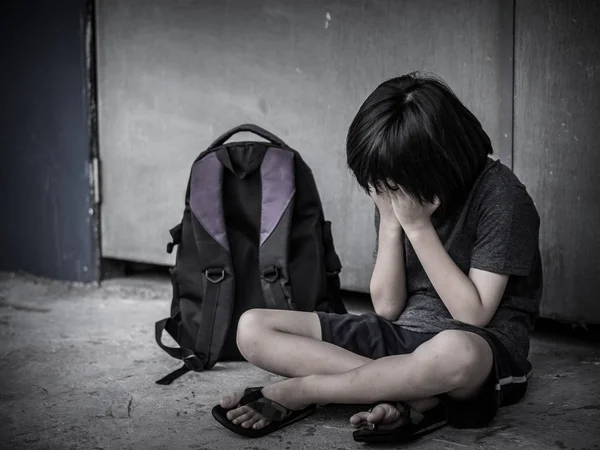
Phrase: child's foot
[
  {"left": 219, "top": 379, "right": 309, "bottom": 430},
  {"left": 349, "top": 397, "right": 440, "bottom": 430}
]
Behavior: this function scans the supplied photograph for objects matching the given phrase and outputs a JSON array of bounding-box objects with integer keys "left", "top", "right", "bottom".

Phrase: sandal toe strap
[
  {"left": 395, "top": 402, "right": 425, "bottom": 425},
  {"left": 368, "top": 402, "right": 425, "bottom": 430},
  {"left": 238, "top": 388, "right": 291, "bottom": 422}
]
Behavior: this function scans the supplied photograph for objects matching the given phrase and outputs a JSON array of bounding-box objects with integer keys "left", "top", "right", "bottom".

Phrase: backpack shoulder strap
[
  {"left": 190, "top": 151, "right": 230, "bottom": 251},
  {"left": 258, "top": 146, "right": 296, "bottom": 310},
  {"left": 189, "top": 151, "right": 234, "bottom": 363}
]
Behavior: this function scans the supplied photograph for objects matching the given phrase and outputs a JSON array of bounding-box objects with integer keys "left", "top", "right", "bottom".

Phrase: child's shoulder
[
  {"left": 475, "top": 158, "right": 534, "bottom": 205},
  {"left": 467, "top": 159, "right": 540, "bottom": 235}
]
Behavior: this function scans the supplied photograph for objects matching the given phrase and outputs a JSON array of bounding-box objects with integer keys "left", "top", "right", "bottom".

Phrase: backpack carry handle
[{"left": 208, "top": 124, "right": 286, "bottom": 149}]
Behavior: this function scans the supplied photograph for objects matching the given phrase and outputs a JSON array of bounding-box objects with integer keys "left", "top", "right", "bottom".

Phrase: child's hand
[
  {"left": 390, "top": 189, "right": 440, "bottom": 233},
  {"left": 369, "top": 186, "right": 401, "bottom": 230}
]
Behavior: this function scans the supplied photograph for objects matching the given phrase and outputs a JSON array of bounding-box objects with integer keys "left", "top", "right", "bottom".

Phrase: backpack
[{"left": 155, "top": 124, "right": 347, "bottom": 385}]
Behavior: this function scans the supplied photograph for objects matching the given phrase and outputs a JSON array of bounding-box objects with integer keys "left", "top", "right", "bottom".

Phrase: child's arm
[
  {"left": 391, "top": 187, "right": 538, "bottom": 327},
  {"left": 405, "top": 224, "right": 508, "bottom": 327},
  {"left": 369, "top": 193, "right": 407, "bottom": 321}
]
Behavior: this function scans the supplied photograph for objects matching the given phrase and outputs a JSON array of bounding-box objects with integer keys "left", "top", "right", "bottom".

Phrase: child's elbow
[
  {"left": 370, "top": 290, "right": 404, "bottom": 320},
  {"left": 373, "top": 304, "right": 401, "bottom": 322},
  {"left": 463, "top": 317, "right": 489, "bottom": 328},
  {"left": 456, "top": 310, "right": 492, "bottom": 328}
]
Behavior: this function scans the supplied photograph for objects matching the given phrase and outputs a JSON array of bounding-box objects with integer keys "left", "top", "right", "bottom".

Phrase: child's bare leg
[
  {"left": 222, "top": 308, "right": 441, "bottom": 429},
  {"left": 224, "top": 329, "right": 493, "bottom": 430},
  {"left": 234, "top": 308, "right": 371, "bottom": 377},
  {"left": 220, "top": 308, "right": 372, "bottom": 413}
]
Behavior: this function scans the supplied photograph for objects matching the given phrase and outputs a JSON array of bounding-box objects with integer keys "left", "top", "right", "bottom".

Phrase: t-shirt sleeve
[{"left": 470, "top": 185, "right": 540, "bottom": 276}]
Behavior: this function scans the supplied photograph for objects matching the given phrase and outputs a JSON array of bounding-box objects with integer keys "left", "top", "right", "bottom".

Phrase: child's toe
[
  {"left": 366, "top": 404, "right": 389, "bottom": 423},
  {"left": 253, "top": 419, "right": 270, "bottom": 429},
  {"left": 226, "top": 405, "right": 250, "bottom": 421},
  {"left": 241, "top": 414, "right": 262, "bottom": 428},
  {"left": 221, "top": 390, "right": 245, "bottom": 408},
  {"left": 232, "top": 410, "right": 255, "bottom": 424},
  {"left": 350, "top": 411, "right": 370, "bottom": 427}
]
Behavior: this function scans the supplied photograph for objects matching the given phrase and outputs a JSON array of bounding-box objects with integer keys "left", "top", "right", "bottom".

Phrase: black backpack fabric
[{"left": 155, "top": 124, "right": 347, "bottom": 384}]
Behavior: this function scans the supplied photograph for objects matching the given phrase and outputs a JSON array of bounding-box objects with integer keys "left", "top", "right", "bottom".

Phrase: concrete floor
[{"left": 0, "top": 272, "right": 599, "bottom": 450}]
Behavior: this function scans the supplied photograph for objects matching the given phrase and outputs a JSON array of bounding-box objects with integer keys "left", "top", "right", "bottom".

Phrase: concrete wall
[
  {"left": 0, "top": 1, "right": 98, "bottom": 282},
  {"left": 96, "top": 0, "right": 511, "bottom": 292},
  {"left": 95, "top": 0, "right": 600, "bottom": 323},
  {"left": 514, "top": 0, "right": 600, "bottom": 323}
]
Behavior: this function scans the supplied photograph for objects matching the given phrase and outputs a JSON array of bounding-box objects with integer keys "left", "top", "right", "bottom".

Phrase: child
[{"left": 212, "top": 72, "right": 542, "bottom": 442}]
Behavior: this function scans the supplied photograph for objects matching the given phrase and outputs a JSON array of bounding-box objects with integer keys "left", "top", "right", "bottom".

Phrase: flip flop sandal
[
  {"left": 212, "top": 387, "right": 317, "bottom": 438},
  {"left": 353, "top": 401, "right": 448, "bottom": 443}
]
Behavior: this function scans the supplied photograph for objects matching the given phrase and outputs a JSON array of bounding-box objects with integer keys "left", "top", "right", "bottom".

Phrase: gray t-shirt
[{"left": 373, "top": 158, "right": 542, "bottom": 368}]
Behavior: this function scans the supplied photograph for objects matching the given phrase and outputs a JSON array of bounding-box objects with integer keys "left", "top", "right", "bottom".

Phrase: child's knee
[
  {"left": 236, "top": 309, "right": 275, "bottom": 358},
  {"left": 417, "top": 330, "right": 492, "bottom": 389}
]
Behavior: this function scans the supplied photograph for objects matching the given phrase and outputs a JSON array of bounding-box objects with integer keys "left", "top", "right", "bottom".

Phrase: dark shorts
[{"left": 316, "top": 311, "right": 530, "bottom": 428}]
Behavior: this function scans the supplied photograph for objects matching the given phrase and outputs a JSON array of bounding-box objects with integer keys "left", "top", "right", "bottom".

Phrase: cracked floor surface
[{"left": 0, "top": 272, "right": 599, "bottom": 450}]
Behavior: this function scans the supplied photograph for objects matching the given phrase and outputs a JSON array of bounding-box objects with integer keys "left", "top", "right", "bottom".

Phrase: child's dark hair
[{"left": 346, "top": 72, "right": 493, "bottom": 212}]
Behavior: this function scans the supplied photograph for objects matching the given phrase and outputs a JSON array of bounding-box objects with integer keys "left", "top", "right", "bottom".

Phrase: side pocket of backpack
[
  {"left": 157, "top": 264, "right": 185, "bottom": 350},
  {"left": 171, "top": 210, "right": 205, "bottom": 356},
  {"left": 168, "top": 266, "right": 181, "bottom": 319},
  {"left": 167, "top": 264, "right": 193, "bottom": 352}
]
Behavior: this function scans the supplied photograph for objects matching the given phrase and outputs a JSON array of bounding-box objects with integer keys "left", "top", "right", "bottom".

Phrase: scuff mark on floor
[
  {"left": 474, "top": 424, "right": 512, "bottom": 442},
  {"left": 5, "top": 303, "right": 52, "bottom": 313}
]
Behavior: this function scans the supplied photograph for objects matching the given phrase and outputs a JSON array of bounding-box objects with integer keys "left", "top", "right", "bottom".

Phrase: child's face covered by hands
[
  {"left": 390, "top": 188, "right": 440, "bottom": 232},
  {"left": 369, "top": 183, "right": 440, "bottom": 232},
  {"left": 369, "top": 187, "right": 396, "bottom": 220}
]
